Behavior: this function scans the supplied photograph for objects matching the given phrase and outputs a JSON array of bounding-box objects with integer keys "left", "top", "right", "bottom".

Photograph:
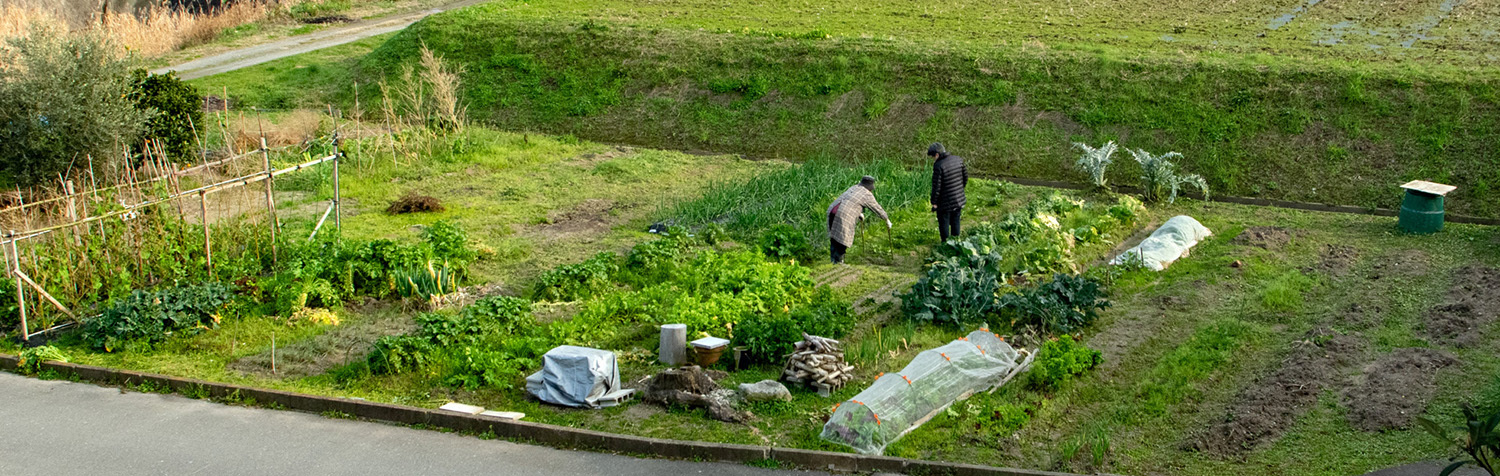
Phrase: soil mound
[
  {"left": 1425, "top": 266, "right": 1500, "bottom": 348},
  {"left": 1233, "top": 227, "right": 1296, "bottom": 250},
  {"left": 1318, "top": 244, "right": 1360, "bottom": 276},
  {"left": 1368, "top": 250, "right": 1432, "bottom": 281},
  {"left": 1345, "top": 348, "right": 1457, "bottom": 431},
  {"left": 1192, "top": 329, "right": 1366, "bottom": 456},
  {"left": 1341, "top": 302, "right": 1383, "bottom": 329},
  {"left": 386, "top": 192, "right": 444, "bottom": 214}
]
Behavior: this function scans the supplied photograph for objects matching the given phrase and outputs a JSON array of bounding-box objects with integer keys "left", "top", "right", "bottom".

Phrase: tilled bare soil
[
  {"left": 1191, "top": 329, "right": 1366, "bottom": 456},
  {"left": 1344, "top": 348, "right": 1458, "bottom": 431},
  {"left": 1424, "top": 266, "right": 1500, "bottom": 348}
]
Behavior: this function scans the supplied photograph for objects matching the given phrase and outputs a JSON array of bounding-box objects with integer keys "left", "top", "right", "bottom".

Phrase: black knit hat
[
  {"left": 860, "top": 175, "right": 877, "bottom": 186},
  {"left": 927, "top": 142, "right": 947, "bottom": 157}
]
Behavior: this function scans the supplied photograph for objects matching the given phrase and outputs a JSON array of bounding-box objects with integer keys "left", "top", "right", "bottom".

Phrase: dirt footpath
[{"left": 156, "top": 0, "right": 489, "bottom": 80}]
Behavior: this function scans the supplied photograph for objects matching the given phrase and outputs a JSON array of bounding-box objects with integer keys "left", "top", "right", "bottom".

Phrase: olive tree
[{"left": 0, "top": 25, "right": 149, "bottom": 185}]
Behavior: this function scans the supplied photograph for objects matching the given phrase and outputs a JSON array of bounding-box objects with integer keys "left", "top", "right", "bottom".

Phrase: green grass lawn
[{"left": 436, "top": 0, "right": 1498, "bottom": 71}]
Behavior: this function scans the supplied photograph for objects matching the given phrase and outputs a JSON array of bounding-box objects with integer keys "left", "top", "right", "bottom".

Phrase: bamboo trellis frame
[{"left": 5, "top": 124, "right": 345, "bottom": 341}]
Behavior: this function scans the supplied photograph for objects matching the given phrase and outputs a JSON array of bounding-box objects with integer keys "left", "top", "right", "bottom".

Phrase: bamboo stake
[
  {"left": 333, "top": 134, "right": 341, "bottom": 231},
  {"left": 260, "top": 136, "right": 279, "bottom": 263},
  {"left": 15, "top": 270, "right": 75, "bottom": 320},
  {"left": 8, "top": 232, "right": 27, "bottom": 338},
  {"left": 188, "top": 113, "right": 206, "bottom": 162},
  {"left": 200, "top": 190, "right": 212, "bottom": 274}
]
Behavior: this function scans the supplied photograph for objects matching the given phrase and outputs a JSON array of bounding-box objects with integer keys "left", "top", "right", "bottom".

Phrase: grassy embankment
[{"left": 195, "top": 0, "right": 1500, "bottom": 218}]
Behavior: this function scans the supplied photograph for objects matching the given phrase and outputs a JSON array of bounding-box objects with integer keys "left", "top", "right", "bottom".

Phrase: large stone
[{"left": 737, "top": 380, "right": 792, "bottom": 402}]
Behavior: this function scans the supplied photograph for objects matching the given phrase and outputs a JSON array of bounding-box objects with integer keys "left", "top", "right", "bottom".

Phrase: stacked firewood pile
[{"left": 782, "top": 333, "right": 855, "bottom": 396}]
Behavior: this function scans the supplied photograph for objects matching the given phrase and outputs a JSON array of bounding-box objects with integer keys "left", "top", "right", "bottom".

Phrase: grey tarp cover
[{"left": 525, "top": 346, "right": 622, "bottom": 408}]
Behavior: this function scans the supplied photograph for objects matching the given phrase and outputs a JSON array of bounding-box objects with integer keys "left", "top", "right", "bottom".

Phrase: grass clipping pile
[
  {"left": 386, "top": 192, "right": 444, "bottom": 214},
  {"left": 822, "top": 329, "right": 1030, "bottom": 455}
]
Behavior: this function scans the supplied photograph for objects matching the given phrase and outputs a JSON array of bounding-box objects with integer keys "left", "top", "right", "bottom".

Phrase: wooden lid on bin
[{"left": 1400, "top": 180, "right": 1456, "bottom": 196}]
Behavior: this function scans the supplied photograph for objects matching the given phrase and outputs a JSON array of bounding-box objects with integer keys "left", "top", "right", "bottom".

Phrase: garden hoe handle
[{"left": 887, "top": 226, "right": 894, "bottom": 263}]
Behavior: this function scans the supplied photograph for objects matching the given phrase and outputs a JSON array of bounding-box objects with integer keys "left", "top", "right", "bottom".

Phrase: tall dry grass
[
  {"left": 420, "top": 44, "right": 465, "bottom": 133},
  {"left": 1, "top": 1, "right": 285, "bottom": 57}
]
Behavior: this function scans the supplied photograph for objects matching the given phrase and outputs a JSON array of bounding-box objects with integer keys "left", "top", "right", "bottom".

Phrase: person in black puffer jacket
[{"left": 927, "top": 142, "right": 967, "bottom": 242}]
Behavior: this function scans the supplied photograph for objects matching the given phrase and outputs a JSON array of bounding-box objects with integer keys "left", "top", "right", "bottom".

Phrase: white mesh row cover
[
  {"left": 821, "top": 329, "right": 1025, "bottom": 455},
  {"left": 1109, "top": 215, "right": 1212, "bottom": 271}
]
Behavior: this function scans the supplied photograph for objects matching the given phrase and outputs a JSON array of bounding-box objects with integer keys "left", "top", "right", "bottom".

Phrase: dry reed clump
[
  {"left": 228, "top": 110, "right": 328, "bottom": 151},
  {"left": 420, "top": 45, "right": 466, "bottom": 133},
  {"left": 1, "top": 1, "right": 278, "bottom": 57},
  {"left": 386, "top": 192, "right": 444, "bottom": 215}
]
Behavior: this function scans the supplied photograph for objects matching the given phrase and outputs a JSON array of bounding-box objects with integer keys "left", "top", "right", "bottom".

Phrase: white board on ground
[
  {"left": 439, "top": 402, "right": 485, "bottom": 415},
  {"left": 480, "top": 411, "right": 525, "bottom": 420}
]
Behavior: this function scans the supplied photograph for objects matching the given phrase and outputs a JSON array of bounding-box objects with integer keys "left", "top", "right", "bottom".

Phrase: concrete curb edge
[{"left": 0, "top": 354, "right": 1085, "bottom": 476}]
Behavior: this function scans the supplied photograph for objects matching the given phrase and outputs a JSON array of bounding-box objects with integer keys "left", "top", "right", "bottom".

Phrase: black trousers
[
  {"left": 830, "top": 240, "right": 848, "bottom": 264},
  {"left": 936, "top": 208, "right": 962, "bottom": 242}
]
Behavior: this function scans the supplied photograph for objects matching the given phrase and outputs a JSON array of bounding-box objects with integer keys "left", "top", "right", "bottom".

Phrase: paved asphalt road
[
  {"left": 154, "top": 0, "right": 488, "bottom": 80},
  {"left": 0, "top": 372, "right": 828, "bottom": 476}
]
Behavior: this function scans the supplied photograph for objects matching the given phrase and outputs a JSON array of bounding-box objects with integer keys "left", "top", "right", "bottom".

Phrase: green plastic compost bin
[{"left": 1398, "top": 180, "right": 1456, "bottom": 234}]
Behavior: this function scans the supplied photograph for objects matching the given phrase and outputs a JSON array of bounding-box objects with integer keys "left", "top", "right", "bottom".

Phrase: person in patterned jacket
[{"left": 826, "top": 176, "right": 891, "bottom": 264}]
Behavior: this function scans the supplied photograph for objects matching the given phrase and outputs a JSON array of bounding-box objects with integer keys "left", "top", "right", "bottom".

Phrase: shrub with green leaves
[
  {"left": 461, "top": 295, "right": 535, "bottom": 333},
  {"left": 82, "top": 282, "right": 235, "bottom": 352},
  {"left": 1000, "top": 273, "right": 1110, "bottom": 335},
  {"left": 533, "top": 252, "right": 617, "bottom": 301},
  {"left": 1130, "top": 148, "right": 1209, "bottom": 203},
  {"left": 1027, "top": 335, "right": 1103, "bottom": 390},
  {"left": 418, "top": 296, "right": 535, "bottom": 347},
  {"left": 130, "top": 69, "right": 203, "bottom": 161},
  {"left": 0, "top": 27, "right": 147, "bottom": 185}
]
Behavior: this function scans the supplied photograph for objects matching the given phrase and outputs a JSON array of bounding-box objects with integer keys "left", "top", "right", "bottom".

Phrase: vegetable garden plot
[{"left": 822, "top": 328, "right": 1031, "bottom": 455}]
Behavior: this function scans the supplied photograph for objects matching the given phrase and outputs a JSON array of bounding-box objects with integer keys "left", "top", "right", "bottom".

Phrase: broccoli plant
[
  {"left": 1072, "top": 141, "right": 1118, "bottom": 189},
  {"left": 1129, "top": 148, "right": 1209, "bottom": 203}
]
